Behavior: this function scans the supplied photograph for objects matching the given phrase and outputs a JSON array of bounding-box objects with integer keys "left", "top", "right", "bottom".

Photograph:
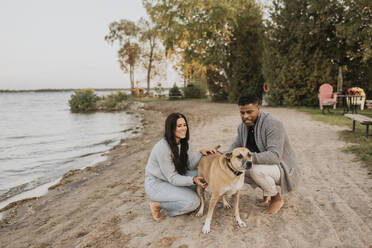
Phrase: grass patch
[{"left": 295, "top": 107, "right": 372, "bottom": 171}]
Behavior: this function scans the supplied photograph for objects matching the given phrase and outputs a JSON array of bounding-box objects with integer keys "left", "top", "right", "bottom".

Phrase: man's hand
[
  {"left": 193, "top": 176, "right": 208, "bottom": 188},
  {"left": 200, "top": 148, "right": 218, "bottom": 156}
]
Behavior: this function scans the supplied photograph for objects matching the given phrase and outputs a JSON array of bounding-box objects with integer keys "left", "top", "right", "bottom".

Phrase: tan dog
[{"left": 196, "top": 147, "right": 252, "bottom": 233}]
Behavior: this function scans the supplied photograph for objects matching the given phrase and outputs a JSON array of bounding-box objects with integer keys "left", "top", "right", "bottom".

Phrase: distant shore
[{"left": 0, "top": 87, "right": 171, "bottom": 93}]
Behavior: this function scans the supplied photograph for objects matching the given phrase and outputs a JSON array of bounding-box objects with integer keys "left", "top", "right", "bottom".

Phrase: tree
[
  {"left": 105, "top": 20, "right": 141, "bottom": 93},
  {"left": 117, "top": 42, "right": 141, "bottom": 92},
  {"left": 105, "top": 18, "right": 164, "bottom": 94},
  {"left": 138, "top": 18, "right": 165, "bottom": 94},
  {"left": 336, "top": 0, "right": 372, "bottom": 97},
  {"left": 224, "top": 6, "right": 265, "bottom": 102},
  {"left": 144, "top": 0, "right": 265, "bottom": 102},
  {"left": 263, "top": 0, "right": 323, "bottom": 105}
]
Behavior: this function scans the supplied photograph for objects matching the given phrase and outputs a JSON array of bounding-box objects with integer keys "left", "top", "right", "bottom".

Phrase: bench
[{"left": 344, "top": 114, "right": 372, "bottom": 138}]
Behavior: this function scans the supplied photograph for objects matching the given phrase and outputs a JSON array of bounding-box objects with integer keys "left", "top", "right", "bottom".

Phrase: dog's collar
[{"left": 226, "top": 159, "right": 243, "bottom": 176}]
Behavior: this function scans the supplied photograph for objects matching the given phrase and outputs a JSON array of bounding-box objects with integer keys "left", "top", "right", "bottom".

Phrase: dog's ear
[{"left": 225, "top": 152, "right": 232, "bottom": 160}]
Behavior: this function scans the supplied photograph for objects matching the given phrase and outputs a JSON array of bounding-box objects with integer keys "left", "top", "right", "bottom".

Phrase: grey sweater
[
  {"left": 145, "top": 138, "right": 202, "bottom": 186},
  {"left": 228, "top": 110, "right": 299, "bottom": 194}
]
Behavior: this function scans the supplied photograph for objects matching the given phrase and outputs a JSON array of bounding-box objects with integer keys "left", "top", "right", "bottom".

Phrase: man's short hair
[{"left": 238, "top": 94, "right": 259, "bottom": 106}]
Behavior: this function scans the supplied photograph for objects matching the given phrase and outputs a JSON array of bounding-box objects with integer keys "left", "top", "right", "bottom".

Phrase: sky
[
  {"left": 0, "top": 0, "right": 180, "bottom": 90},
  {"left": 0, "top": 0, "right": 271, "bottom": 90}
]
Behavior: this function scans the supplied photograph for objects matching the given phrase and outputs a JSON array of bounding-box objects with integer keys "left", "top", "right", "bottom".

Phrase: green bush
[
  {"left": 104, "top": 91, "right": 128, "bottom": 109},
  {"left": 114, "top": 90, "right": 129, "bottom": 101},
  {"left": 183, "top": 83, "right": 206, "bottom": 99},
  {"left": 169, "top": 84, "right": 183, "bottom": 100},
  {"left": 69, "top": 88, "right": 99, "bottom": 112}
]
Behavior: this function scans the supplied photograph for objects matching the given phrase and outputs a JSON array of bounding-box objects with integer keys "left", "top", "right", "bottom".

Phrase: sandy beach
[{"left": 0, "top": 100, "right": 371, "bottom": 248}]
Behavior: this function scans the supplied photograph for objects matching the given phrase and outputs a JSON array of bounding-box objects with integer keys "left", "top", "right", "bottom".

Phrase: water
[{"left": 0, "top": 91, "right": 141, "bottom": 210}]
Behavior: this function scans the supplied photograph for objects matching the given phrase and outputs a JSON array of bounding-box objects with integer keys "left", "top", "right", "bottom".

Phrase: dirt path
[{"left": 0, "top": 101, "right": 371, "bottom": 248}]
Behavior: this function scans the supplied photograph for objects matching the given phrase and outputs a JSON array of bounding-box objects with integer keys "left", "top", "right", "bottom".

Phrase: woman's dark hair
[{"left": 164, "top": 113, "right": 189, "bottom": 175}]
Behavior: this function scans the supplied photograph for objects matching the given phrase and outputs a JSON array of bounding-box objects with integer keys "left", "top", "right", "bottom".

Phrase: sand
[{"left": 0, "top": 100, "right": 371, "bottom": 248}]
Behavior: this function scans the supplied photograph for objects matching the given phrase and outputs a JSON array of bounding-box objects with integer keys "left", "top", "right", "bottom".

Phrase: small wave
[
  {"left": 95, "top": 130, "right": 122, "bottom": 136},
  {"left": 91, "top": 139, "right": 115, "bottom": 146},
  {"left": 0, "top": 176, "right": 58, "bottom": 203},
  {"left": 1, "top": 138, "right": 65, "bottom": 151},
  {"left": 5, "top": 135, "right": 29, "bottom": 140},
  {"left": 62, "top": 159, "right": 75, "bottom": 165},
  {"left": 2, "top": 169, "right": 25, "bottom": 173},
  {"left": 4, "top": 134, "right": 46, "bottom": 140},
  {"left": 0, "top": 178, "right": 61, "bottom": 212},
  {"left": 64, "top": 139, "right": 117, "bottom": 152},
  {"left": 78, "top": 150, "right": 105, "bottom": 158},
  {"left": 0, "top": 156, "right": 24, "bottom": 161},
  {"left": 122, "top": 128, "right": 134, "bottom": 133},
  {"left": 0, "top": 182, "right": 30, "bottom": 202}
]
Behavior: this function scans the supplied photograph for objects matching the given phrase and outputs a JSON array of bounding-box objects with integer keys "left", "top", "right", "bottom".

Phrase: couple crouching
[{"left": 144, "top": 94, "right": 299, "bottom": 224}]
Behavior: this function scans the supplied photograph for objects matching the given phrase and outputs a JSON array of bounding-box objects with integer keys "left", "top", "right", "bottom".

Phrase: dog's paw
[
  {"left": 223, "top": 203, "right": 232, "bottom": 209},
  {"left": 222, "top": 198, "right": 232, "bottom": 209},
  {"left": 202, "top": 224, "right": 211, "bottom": 234},
  {"left": 223, "top": 202, "right": 232, "bottom": 209},
  {"left": 236, "top": 218, "right": 246, "bottom": 228},
  {"left": 195, "top": 211, "right": 204, "bottom": 217}
]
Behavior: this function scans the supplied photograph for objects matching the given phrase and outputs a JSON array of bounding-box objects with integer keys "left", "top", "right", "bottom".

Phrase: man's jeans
[{"left": 249, "top": 164, "right": 281, "bottom": 197}]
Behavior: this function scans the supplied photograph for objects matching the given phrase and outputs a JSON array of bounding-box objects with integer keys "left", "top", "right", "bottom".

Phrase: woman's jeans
[{"left": 144, "top": 170, "right": 200, "bottom": 216}]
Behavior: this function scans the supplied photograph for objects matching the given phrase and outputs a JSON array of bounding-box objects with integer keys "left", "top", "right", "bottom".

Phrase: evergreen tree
[
  {"left": 263, "top": 0, "right": 338, "bottom": 106},
  {"left": 224, "top": 5, "right": 265, "bottom": 102},
  {"left": 337, "top": 0, "right": 372, "bottom": 97}
]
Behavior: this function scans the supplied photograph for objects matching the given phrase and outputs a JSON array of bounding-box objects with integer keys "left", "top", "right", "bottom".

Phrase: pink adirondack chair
[{"left": 318, "top": 83, "right": 337, "bottom": 110}]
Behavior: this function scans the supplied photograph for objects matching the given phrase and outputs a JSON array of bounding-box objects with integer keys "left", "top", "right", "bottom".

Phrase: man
[{"left": 228, "top": 94, "right": 299, "bottom": 214}]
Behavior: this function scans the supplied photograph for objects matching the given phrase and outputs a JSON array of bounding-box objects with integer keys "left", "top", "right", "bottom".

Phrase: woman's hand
[
  {"left": 200, "top": 148, "right": 218, "bottom": 156},
  {"left": 193, "top": 176, "right": 208, "bottom": 188}
]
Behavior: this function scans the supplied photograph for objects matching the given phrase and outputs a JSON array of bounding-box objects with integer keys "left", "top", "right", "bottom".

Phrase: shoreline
[
  {"left": 0, "top": 103, "right": 145, "bottom": 220},
  {"left": 1, "top": 100, "right": 371, "bottom": 248}
]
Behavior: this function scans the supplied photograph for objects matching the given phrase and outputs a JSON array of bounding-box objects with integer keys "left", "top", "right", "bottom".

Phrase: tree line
[
  {"left": 106, "top": 0, "right": 372, "bottom": 105},
  {"left": 263, "top": 0, "right": 372, "bottom": 106}
]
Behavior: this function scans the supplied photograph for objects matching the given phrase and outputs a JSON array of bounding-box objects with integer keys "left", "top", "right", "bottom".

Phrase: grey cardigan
[
  {"left": 145, "top": 138, "right": 202, "bottom": 186},
  {"left": 228, "top": 110, "right": 299, "bottom": 194}
]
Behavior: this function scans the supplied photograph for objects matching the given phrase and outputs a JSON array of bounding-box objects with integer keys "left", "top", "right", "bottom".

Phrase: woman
[{"left": 144, "top": 112, "right": 216, "bottom": 221}]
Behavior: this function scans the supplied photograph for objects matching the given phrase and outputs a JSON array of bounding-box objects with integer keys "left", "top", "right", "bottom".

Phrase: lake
[{"left": 0, "top": 91, "right": 141, "bottom": 210}]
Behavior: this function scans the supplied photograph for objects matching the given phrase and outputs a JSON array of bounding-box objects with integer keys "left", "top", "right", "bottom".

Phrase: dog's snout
[{"left": 245, "top": 160, "right": 252, "bottom": 169}]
